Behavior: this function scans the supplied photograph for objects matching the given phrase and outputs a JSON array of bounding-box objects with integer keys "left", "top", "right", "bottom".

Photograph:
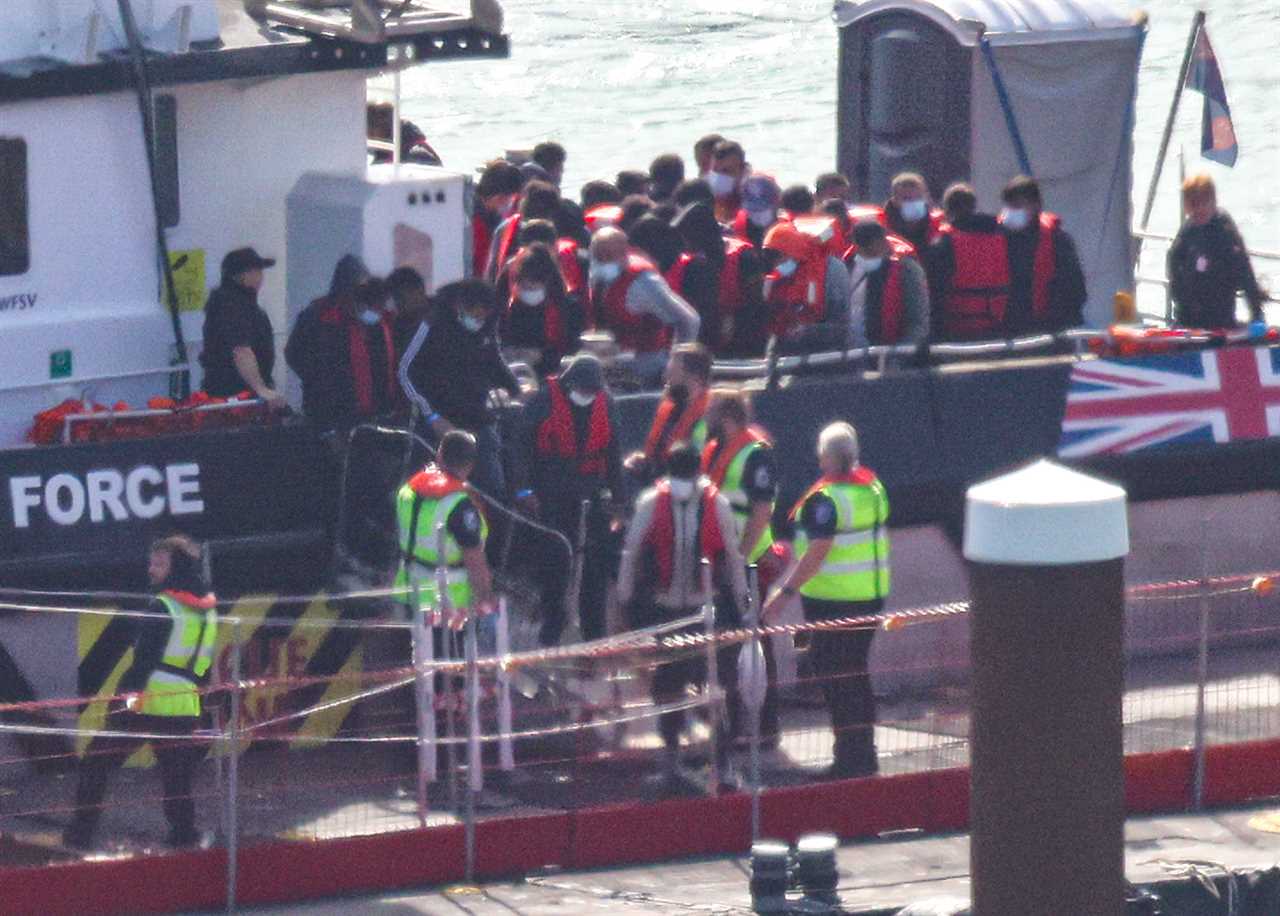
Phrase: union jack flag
[{"left": 1058, "top": 347, "right": 1280, "bottom": 457}]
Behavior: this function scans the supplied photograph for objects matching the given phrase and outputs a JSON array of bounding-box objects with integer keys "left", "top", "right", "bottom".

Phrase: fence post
[
  {"left": 411, "top": 571, "right": 436, "bottom": 828},
  {"left": 436, "top": 524, "right": 459, "bottom": 812},
  {"left": 464, "top": 611, "right": 482, "bottom": 883},
  {"left": 1192, "top": 576, "right": 1211, "bottom": 809},
  {"left": 496, "top": 596, "right": 515, "bottom": 771},
  {"left": 742, "top": 565, "right": 765, "bottom": 842},
  {"left": 225, "top": 622, "right": 242, "bottom": 915},
  {"left": 700, "top": 559, "right": 721, "bottom": 795}
]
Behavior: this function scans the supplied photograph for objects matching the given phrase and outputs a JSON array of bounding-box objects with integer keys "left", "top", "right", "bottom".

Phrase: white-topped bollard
[{"left": 963, "top": 460, "right": 1129, "bottom": 916}]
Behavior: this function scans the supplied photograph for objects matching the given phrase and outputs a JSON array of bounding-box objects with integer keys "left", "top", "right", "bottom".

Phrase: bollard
[
  {"left": 749, "top": 839, "right": 791, "bottom": 914},
  {"left": 964, "top": 460, "right": 1129, "bottom": 916},
  {"left": 795, "top": 833, "right": 840, "bottom": 912}
]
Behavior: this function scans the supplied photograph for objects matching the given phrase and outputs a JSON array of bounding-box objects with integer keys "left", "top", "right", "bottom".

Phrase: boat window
[
  {"left": 154, "top": 95, "right": 180, "bottom": 228},
  {"left": 0, "top": 138, "right": 28, "bottom": 276}
]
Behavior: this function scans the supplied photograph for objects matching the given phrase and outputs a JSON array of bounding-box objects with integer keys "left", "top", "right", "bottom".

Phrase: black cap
[
  {"left": 559, "top": 353, "right": 604, "bottom": 394},
  {"left": 222, "top": 247, "right": 276, "bottom": 278}
]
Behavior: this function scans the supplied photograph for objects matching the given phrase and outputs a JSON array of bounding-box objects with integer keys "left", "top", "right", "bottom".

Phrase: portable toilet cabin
[{"left": 833, "top": 0, "right": 1146, "bottom": 327}]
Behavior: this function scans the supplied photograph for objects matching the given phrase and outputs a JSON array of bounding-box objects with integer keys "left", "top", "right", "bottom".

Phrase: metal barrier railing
[{"left": 1133, "top": 227, "right": 1280, "bottom": 325}]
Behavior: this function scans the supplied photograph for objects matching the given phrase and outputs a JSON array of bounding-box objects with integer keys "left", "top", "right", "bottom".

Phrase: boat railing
[{"left": 59, "top": 397, "right": 269, "bottom": 445}]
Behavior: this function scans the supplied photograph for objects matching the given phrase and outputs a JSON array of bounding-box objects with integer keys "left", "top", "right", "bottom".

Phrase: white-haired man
[{"left": 764, "top": 421, "right": 889, "bottom": 779}]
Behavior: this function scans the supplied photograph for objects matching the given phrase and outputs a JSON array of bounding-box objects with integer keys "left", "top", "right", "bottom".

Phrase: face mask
[
  {"left": 706, "top": 170, "right": 737, "bottom": 198},
  {"left": 667, "top": 479, "right": 694, "bottom": 501},
  {"left": 774, "top": 259, "right": 798, "bottom": 279},
  {"left": 899, "top": 199, "right": 927, "bottom": 222},
  {"left": 1001, "top": 207, "right": 1030, "bottom": 231},
  {"left": 589, "top": 260, "right": 621, "bottom": 285},
  {"left": 568, "top": 390, "right": 596, "bottom": 408},
  {"left": 854, "top": 254, "right": 884, "bottom": 273},
  {"left": 459, "top": 312, "right": 486, "bottom": 333},
  {"left": 667, "top": 383, "right": 689, "bottom": 403},
  {"left": 358, "top": 308, "right": 382, "bottom": 326},
  {"left": 517, "top": 285, "right": 547, "bottom": 307},
  {"left": 748, "top": 209, "right": 776, "bottom": 228}
]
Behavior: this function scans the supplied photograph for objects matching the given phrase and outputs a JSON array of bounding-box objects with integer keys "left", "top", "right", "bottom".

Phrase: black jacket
[
  {"left": 200, "top": 281, "right": 275, "bottom": 397},
  {"left": 1004, "top": 219, "right": 1087, "bottom": 336},
  {"left": 399, "top": 306, "right": 520, "bottom": 431},
  {"left": 514, "top": 387, "right": 624, "bottom": 504},
  {"left": 1168, "top": 211, "right": 1266, "bottom": 329}
]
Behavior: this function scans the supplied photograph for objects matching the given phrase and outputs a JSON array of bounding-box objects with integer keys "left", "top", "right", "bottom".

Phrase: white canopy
[{"left": 833, "top": 0, "right": 1136, "bottom": 43}]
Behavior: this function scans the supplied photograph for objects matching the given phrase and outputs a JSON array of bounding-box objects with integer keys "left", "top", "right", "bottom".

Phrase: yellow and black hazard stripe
[{"left": 76, "top": 592, "right": 371, "bottom": 762}]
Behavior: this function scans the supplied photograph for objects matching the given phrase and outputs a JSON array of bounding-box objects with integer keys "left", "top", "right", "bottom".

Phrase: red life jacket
[
  {"left": 489, "top": 214, "right": 522, "bottom": 280},
  {"left": 590, "top": 253, "right": 667, "bottom": 353},
  {"left": 664, "top": 251, "right": 696, "bottom": 296},
  {"left": 584, "top": 203, "right": 623, "bottom": 233},
  {"left": 644, "top": 480, "right": 727, "bottom": 591},
  {"left": 1030, "top": 212, "right": 1061, "bottom": 321},
  {"left": 763, "top": 249, "right": 829, "bottom": 336},
  {"left": 536, "top": 377, "right": 612, "bottom": 477},
  {"left": 700, "top": 425, "right": 771, "bottom": 486},
  {"left": 407, "top": 466, "right": 466, "bottom": 501},
  {"left": 644, "top": 390, "right": 710, "bottom": 463},
  {"left": 506, "top": 279, "right": 572, "bottom": 352},
  {"left": 162, "top": 589, "right": 218, "bottom": 610},
  {"left": 940, "top": 224, "right": 1009, "bottom": 339},
  {"left": 842, "top": 247, "right": 907, "bottom": 342},
  {"left": 844, "top": 235, "right": 917, "bottom": 262},
  {"left": 472, "top": 212, "right": 493, "bottom": 278},
  {"left": 317, "top": 302, "right": 398, "bottom": 416},
  {"left": 730, "top": 210, "right": 760, "bottom": 243},
  {"left": 719, "top": 237, "right": 752, "bottom": 314},
  {"left": 557, "top": 237, "right": 585, "bottom": 294},
  {"left": 792, "top": 214, "right": 848, "bottom": 260},
  {"left": 848, "top": 203, "right": 887, "bottom": 226}
]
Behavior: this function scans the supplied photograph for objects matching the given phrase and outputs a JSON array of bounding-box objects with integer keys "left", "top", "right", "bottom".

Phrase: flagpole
[{"left": 1138, "top": 10, "right": 1206, "bottom": 234}]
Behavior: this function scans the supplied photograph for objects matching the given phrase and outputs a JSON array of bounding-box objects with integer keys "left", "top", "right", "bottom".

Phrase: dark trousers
[
  {"left": 648, "top": 610, "right": 738, "bottom": 752},
  {"left": 69, "top": 712, "right": 204, "bottom": 840},
  {"left": 802, "top": 596, "right": 881, "bottom": 775},
  {"left": 536, "top": 493, "right": 613, "bottom": 646}
]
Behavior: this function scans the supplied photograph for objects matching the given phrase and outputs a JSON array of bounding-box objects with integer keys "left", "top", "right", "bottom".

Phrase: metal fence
[{"left": 0, "top": 567, "right": 1278, "bottom": 908}]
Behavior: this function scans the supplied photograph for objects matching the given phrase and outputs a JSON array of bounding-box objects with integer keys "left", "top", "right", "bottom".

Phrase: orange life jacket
[
  {"left": 792, "top": 214, "right": 849, "bottom": 260},
  {"left": 490, "top": 215, "right": 522, "bottom": 279},
  {"left": 407, "top": 466, "right": 466, "bottom": 501},
  {"left": 536, "top": 377, "right": 612, "bottom": 477},
  {"left": 590, "top": 253, "right": 667, "bottom": 353},
  {"left": 940, "top": 224, "right": 1010, "bottom": 339},
  {"left": 700, "top": 425, "right": 771, "bottom": 486},
  {"left": 644, "top": 480, "right": 727, "bottom": 591},
  {"left": 763, "top": 249, "right": 829, "bottom": 337},
  {"left": 1030, "top": 212, "right": 1061, "bottom": 321},
  {"left": 719, "top": 237, "right": 752, "bottom": 314},
  {"left": 644, "top": 391, "right": 710, "bottom": 463},
  {"left": 557, "top": 237, "right": 585, "bottom": 294},
  {"left": 584, "top": 203, "right": 624, "bottom": 233}
]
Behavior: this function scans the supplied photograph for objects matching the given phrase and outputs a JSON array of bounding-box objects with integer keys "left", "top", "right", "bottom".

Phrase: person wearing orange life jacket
[
  {"left": 926, "top": 182, "right": 1011, "bottom": 342},
  {"left": 64, "top": 535, "right": 219, "bottom": 850},
  {"left": 484, "top": 179, "right": 561, "bottom": 281},
  {"left": 845, "top": 220, "right": 930, "bottom": 348},
  {"left": 471, "top": 160, "right": 522, "bottom": 278},
  {"left": 580, "top": 178, "right": 624, "bottom": 234},
  {"left": 883, "top": 172, "right": 946, "bottom": 256},
  {"left": 395, "top": 430, "right": 493, "bottom": 625},
  {"left": 731, "top": 174, "right": 782, "bottom": 249},
  {"left": 587, "top": 227, "right": 700, "bottom": 385},
  {"left": 761, "top": 221, "right": 850, "bottom": 343},
  {"left": 701, "top": 389, "right": 783, "bottom": 749},
  {"left": 618, "top": 442, "right": 748, "bottom": 791},
  {"left": 763, "top": 422, "right": 889, "bottom": 779},
  {"left": 625, "top": 342, "right": 714, "bottom": 482},
  {"left": 515, "top": 355, "right": 622, "bottom": 646},
  {"left": 500, "top": 243, "right": 586, "bottom": 376},
  {"left": 998, "top": 175, "right": 1086, "bottom": 337}
]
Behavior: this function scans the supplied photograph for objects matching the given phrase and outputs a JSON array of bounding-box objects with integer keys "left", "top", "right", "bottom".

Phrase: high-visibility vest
[
  {"left": 395, "top": 468, "right": 489, "bottom": 612},
  {"left": 701, "top": 426, "right": 775, "bottom": 562},
  {"left": 139, "top": 590, "right": 218, "bottom": 718},
  {"left": 790, "top": 468, "right": 890, "bottom": 602}
]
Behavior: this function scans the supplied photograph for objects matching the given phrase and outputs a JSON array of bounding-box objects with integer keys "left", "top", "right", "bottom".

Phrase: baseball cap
[
  {"left": 740, "top": 174, "right": 781, "bottom": 214},
  {"left": 221, "top": 247, "right": 276, "bottom": 278}
]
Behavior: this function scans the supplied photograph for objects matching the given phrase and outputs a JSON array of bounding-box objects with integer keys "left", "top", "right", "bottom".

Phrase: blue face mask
[
  {"left": 774, "top": 259, "right": 798, "bottom": 279},
  {"left": 359, "top": 309, "right": 382, "bottom": 326},
  {"left": 459, "top": 312, "right": 485, "bottom": 333},
  {"left": 899, "top": 199, "right": 928, "bottom": 222},
  {"left": 1001, "top": 207, "right": 1030, "bottom": 231}
]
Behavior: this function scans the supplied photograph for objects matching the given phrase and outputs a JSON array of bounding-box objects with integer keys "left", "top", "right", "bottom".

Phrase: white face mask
[
  {"left": 774, "top": 259, "right": 798, "bottom": 279},
  {"left": 517, "top": 285, "right": 547, "bottom": 307},
  {"left": 854, "top": 254, "right": 884, "bottom": 273},
  {"left": 899, "top": 199, "right": 928, "bottom": 222},
  {"left": 1001, "top": 206, "right": 1030, "bottom": 231},
  {"left": 568, "top": 390, "right": 596, "bottom": 408},
  {"left": 358, "top": 309, "right": 382, "bottom": 326},
  {"left": 590, "top": 260, "right": 622, "bottom": 285},
  {"left": 459, "top": 312, "right": 485, "bottom": 333},
  {"left": 748, "top": 209, "right": 776, "bottom": 228},
  {"left": 706, "top": 170, "right": 737, "bottom": 198},
  {"left": 667, "top": 479, "right": 694, "bottom": 501}
]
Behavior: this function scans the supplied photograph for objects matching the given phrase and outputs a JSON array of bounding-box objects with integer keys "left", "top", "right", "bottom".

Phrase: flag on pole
[{"left": 1184, "top": 24, "right": 1238, "bottom": 166}]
